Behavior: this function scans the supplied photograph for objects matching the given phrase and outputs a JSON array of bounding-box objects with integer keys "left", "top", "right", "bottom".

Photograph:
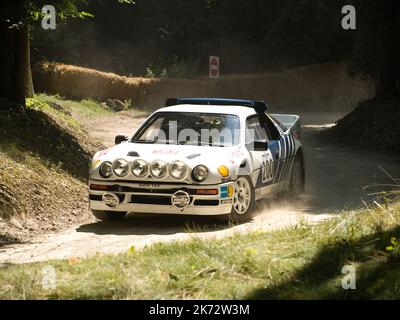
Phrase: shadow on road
[{"left": 77, "top": 213, "right": 239, "bottom": 236}]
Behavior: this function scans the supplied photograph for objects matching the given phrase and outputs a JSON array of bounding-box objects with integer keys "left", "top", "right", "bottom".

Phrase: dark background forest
[
  {"left": 31, "top": 0, "right": 355, "bottom": 77},
  {"left": 1, "top": 0, "right": 400, "bottom": 103}
]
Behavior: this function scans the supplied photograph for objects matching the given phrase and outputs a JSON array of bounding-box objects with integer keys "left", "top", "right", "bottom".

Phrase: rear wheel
[
  {"left": 218, "top": 176, "right": 255, "bottom": 223},
  {"left": 92, "top": 210, "right": 127, "bottom": 221},
  {"left": 289, "top": 156, "right": 304, "bottom": 198}
]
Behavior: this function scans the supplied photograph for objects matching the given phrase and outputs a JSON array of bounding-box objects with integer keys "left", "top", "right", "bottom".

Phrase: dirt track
[{"left": 1, "top": 111, "right": 399, "bottom": 264}]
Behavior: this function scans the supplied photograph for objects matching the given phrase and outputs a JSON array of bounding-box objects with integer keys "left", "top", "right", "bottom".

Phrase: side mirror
[
  {"left": 253, "top": 141, "right": 269, "bottom": 152},
  {"left": 115, "top": 135, "right": 129, "bottom": 145}
]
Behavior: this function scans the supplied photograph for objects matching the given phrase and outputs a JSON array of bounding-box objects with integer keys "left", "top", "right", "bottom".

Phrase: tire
[
  {"left": 218, "top": 176, "right": 255, "bottom": 223},
  {"left": 288, "top": 156, "right": 304, "bottom": 198},
  {"left": 92, "top": 210, "right": 127, "bottom": 221}
]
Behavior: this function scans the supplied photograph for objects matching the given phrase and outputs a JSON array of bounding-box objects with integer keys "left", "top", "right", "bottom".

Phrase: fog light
[
  {"left": 100, "top": 161, "right": 113, "bottom": 178},
  {"left": 192, "top": 165, "right": 208, "bottom": 182},
  {"left": 132, "top": 159, "right": 148, "bottom": 177},
  {"left": 113, "top": 159, "right": 129, "bottom": 177},
  {"left": 169, "top": 161, "right": 188, "bottom": 180},
  {"left": 102, "top": 192, "right": 120, "bottom": 208},
  {"left": 150, "top": 160, "right": 167, "bottom": 178}
]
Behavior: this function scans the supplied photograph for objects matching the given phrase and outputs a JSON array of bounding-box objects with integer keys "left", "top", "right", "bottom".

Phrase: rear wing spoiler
[
  {"left": 166, "top": 98, "right": 268, "bottom": 113},
  {"left": 270, "top": 114, "right": 301, "bottom": 139}
]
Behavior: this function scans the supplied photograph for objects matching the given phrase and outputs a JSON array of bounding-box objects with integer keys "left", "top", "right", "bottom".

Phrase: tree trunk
[
  {"left": 24, "top": 27, "right": 34, "bottom": 99},
  {"left": 0, "top": 4, "right": 33, "bottom": 106}
]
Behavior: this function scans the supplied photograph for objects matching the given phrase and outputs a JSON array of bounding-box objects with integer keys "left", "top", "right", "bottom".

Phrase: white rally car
[{"left": 89, "top": 98, "right": 304, "bottom": 222}]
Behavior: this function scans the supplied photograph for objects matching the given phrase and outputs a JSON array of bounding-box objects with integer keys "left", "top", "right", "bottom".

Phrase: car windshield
[{"left": 132, "top": 112, "right": 240, "bottom": 147}]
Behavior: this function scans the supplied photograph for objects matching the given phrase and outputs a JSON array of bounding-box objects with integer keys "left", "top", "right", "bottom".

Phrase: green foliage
[
  {"left": 2, "top": 0, "right": 134, "bottom": 27},
  {"left": 144, "top": 67, "right": 155, "bottom": 78},
  {"left": 35, "top": 94, "right": 112, "bottom": 119},
  {"left": 386, "top": 237, "right": 400, "bottom": 256},
  {"left": 26, "top": 96, "right": 79, "bottom": 128},
  {"left": 30, "top": 0, "right": 353, "bottom": 77}
]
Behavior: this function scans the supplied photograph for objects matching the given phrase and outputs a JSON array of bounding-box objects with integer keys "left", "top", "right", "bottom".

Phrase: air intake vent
[
  {"left": 186, "top": 153, "right": 201, "bottom": 159},
  {"left": 127, "top": 151, "right": 140, "bottom": 157}
]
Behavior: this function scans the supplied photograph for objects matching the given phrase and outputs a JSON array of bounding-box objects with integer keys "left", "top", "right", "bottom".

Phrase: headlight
[
  {"left": 192, "top": 165, "right": 208, "bottom": 182},
  {"left": 150, "top": 160, "right": 167, "bottom": 178},
  {"left": 169, "top": 161, "right": 188, "bottom": 180},
  {"left": 112, "top": 158, "right": 129, "bottom": 177},
  {"left": 99, "top": 161, "right": 113, "bottom": 178},
  {"left": 131, "top": 159, "right": 148, "bottom": 177}
]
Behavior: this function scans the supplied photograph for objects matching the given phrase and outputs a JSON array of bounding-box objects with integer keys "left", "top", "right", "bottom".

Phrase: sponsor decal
[
  {"left": 231, "top": 149, "right": 245, "bottom": 158},
  {"left": 220, "top": 185, "right": 233, "bottom": 198},
  {"left": 152, "top": 149, "right": 178, "bottom": 155},
  {"left": 138, "top": 183, "right": 161, "bottom": 188},
  {"left": 171, "top": 190, "right": 190, "bottom": 209},
  {"left": 99, "top": 147, "right": 112, "bottom": 157},
  {"left": 261, "top": 152, "right": 274, "bottom": 183},
  {"left": 220, "top": 199, "right": 233, "bottom": 205}
]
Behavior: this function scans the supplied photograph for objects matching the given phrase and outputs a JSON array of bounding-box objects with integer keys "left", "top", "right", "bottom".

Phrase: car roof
[{"left": 155, "top": 104, "right": 257, "bottom": 117}]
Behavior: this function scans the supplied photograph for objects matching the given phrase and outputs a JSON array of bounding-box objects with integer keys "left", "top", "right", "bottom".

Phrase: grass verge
[
  {"left": 34, "top": 93, "right": 112, "bottom": 120},
  {"left": 0, "top": 201, "right": 399, "bottom": 299}
]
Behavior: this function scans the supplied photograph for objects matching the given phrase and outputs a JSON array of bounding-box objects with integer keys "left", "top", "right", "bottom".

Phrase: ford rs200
[{"left": 88, "top": 98, "right": 305, "bottom": 222}]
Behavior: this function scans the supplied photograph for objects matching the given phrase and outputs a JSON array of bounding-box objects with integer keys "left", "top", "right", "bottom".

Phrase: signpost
[{"left": 209, "top": 56, "right": 220, "bottom": 79}]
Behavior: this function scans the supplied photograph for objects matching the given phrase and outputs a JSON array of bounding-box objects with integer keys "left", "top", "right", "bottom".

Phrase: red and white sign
[{"left": 209, "top": 56, "right": 220, "bottom": 79}]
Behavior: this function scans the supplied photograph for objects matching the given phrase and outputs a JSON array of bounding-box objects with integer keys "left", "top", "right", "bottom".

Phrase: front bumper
[{"left": 88, "top": 179, "right": 234, "bottom": 215}]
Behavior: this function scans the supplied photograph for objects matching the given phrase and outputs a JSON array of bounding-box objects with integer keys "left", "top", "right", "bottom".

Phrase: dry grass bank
[
  {"left": 0, "top": 96, "right": 105, "bottom": 246},
  {"left": 33, "top": 61, "right": 374, "bottom": 112}
]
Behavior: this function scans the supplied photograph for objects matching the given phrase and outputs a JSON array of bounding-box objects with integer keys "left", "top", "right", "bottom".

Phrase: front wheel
[
  {"left": 219, "top": 176, "right": 255, "bottom": 223},
  {"left": 92, "top": 210, "right": 127, "bottom": 221}
]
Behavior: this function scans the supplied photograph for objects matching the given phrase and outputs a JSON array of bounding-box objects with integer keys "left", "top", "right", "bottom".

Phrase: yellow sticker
[
  {"left": 91, "top": 159, "right": 101, "bottom": 169},
  {"left": 228, "top": 185, "right": 233, "bottom": 197},
  {"left": 217, "top": 165, "right": 229, "bottom": 177}
]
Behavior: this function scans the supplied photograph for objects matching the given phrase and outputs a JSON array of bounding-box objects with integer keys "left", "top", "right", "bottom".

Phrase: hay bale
[{"left": 32, "top": 60, "right": 373, "bottom": 112}]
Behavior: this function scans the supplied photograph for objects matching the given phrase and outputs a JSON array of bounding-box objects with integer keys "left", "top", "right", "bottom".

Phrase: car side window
[{"left": 245, "top": 115, "right": 269, "bottom": 144}]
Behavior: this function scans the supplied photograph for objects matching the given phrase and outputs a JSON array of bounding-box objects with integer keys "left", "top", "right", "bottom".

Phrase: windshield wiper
[
  {"left": 184, "top": 141, "right": 228, "bottom": 147},
  {"left": 133, "top": 140, "right": 156, "bottom": 144}
]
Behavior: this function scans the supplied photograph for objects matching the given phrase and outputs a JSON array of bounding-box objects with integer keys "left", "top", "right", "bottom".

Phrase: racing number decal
[{"left": 261, "top": 153, "right": 274, "bottom": 183}]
